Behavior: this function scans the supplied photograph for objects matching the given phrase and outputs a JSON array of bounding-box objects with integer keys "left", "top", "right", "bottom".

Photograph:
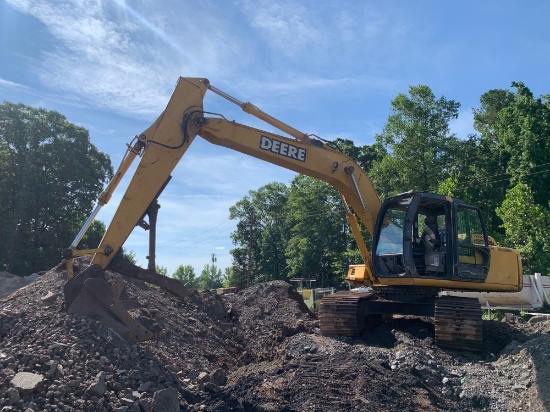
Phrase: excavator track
[
  {"left": 320, "top": 291, "right": 483, "bottom": 352},
  {"left": 318, "top": 291, "right": 372, "bottom": 336},
  {"left": 434, "top": 296, "right": 483, "bottom": 352}
]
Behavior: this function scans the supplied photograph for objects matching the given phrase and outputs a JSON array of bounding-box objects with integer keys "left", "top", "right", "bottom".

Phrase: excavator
[{"left": 63, "top": 77, "right": 523, "bottom": 351}]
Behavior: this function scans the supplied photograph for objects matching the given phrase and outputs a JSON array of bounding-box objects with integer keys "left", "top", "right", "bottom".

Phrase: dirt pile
[
  {"left": 0, "top": 271, "right": 41, "bottom": 299},
  {"left": 1, "top": 257, "right": 549, "bottom": 411}
]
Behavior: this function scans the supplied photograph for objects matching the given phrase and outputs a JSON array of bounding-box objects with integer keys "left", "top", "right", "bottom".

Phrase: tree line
[
  {"left": 1, "top": 81, "right": 549, "bottom": 288},
  {"left": 226, "top": 83, "right": 550, "bottom": 287}
]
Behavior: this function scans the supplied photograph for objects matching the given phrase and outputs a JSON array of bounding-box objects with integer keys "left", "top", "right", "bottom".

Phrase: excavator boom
[{"left": 64, "top": 77, "right": 381, "bottom": 340}]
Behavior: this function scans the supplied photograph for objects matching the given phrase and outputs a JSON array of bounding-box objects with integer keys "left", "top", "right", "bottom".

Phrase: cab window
[
  {"left": 457, "top": 207, "right": 486, "bottom": 263},
  {"left": 375, "top": 208, "right": 405, "bottom": 254}
]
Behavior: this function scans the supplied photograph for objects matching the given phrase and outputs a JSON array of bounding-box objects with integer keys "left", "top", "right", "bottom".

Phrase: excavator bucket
[{"left": 63, "top": 265, "right": 155, "bottom": 342}]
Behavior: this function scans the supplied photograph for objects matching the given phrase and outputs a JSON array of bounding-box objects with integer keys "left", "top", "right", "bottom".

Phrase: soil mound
[{"left": 1, "top": 257, "right": 549, "bottom": 411}]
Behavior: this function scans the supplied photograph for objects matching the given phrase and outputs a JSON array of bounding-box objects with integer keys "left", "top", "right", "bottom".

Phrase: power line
[
  {"left": 452, "top": 166, "right": 550, "bottom": 191},
  {"left": 450, "top": 160, "right": 550, "bottom": 189}
]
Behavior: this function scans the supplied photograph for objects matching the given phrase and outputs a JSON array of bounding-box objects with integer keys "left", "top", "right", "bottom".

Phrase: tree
[
  {"left": 198, "top": 263, "right": 223, "bottom": 290},
  {"left": 496, "top": 183, "right": 550, "bottom": 274},
  {"left": 370, "top": 85, "right": 460, "bottom": 197},
  {"left": 284, "top": 175, "right": 349, "bottom": 286},
  {"left": 229, "top": 182, "right": 290, "bottom": 284},
  {"left": 0, "top": 102, "right": 112, "bottom": 274},
  {"left": 438, "top": 134, "right": 507, "bottom": 239},
  {"left": 121, "top": 248, "right": 138, "bottom": 265},
  {"left": 155, "top": 265, "right": 168, "bottom": 276},
  {"left": 222, "top": 266, "right": 240, "bottom": 288},
  {"left": 496, "top": 83, "right": 550, "bottom": 206},
  {"left": 448, "top": 83, "right": 550, "bottom": 240},
  {"left": 173, "top": 264, "right": 198, "bottom": 288}
]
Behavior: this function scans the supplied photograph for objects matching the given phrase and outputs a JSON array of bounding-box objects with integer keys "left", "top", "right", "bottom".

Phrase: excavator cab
[
  {"left": 322, "top": 190, "right": 519, "bottom": 350},
  {"left": 372, "top": 191, "right": 490, "bottom": 282}
]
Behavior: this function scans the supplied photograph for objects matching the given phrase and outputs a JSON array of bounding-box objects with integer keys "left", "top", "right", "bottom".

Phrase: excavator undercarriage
[{"left": 319, "top": 289, "right": 484, "bottom": 352}]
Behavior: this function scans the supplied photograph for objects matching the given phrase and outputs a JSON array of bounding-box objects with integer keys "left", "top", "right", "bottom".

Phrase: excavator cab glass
[
  {"left": 372, "top": 192, "right": 490, "bottom": 282},
  {"left": 454, "top": 205, "right": 490, "bottom": 281}
]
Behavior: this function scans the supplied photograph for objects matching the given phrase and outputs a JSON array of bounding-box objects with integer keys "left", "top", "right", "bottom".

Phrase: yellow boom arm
[{"left": 69, "top": 77, "right": 381, "bottom": 283}]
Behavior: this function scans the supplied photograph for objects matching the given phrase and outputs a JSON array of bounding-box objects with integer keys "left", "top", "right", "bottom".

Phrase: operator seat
[
  {"left": 422, "top": 216, "right": 440, "bottom": 251},
  {"left": 423, "top": 216, "right": 444, "bottom": 273}
]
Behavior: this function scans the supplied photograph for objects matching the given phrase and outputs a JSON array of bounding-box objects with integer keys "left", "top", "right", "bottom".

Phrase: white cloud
[
  {"left": 0, "top": 77, "right": 29, "bottom": 91},
  {"left": 241, "top": 1, "right": 326, "bottom": 56},
  {"left": 5, "top": 0, "right": 413, "bottom": 124},
  {"left": 5, "top": 0, "right": 248, "bottom": 119}
]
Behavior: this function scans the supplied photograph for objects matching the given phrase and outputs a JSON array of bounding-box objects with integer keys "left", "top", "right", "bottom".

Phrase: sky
[{"left": 1, "top": 0, "right": 550, "bottom": 277}]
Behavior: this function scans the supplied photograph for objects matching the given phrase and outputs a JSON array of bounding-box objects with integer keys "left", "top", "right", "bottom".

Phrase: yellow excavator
[{"left": 64, "top": 77, "right": 522, "bottom": 351}]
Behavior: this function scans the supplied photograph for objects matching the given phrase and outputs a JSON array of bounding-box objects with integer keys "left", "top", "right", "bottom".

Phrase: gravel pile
[{"left": 1, "top": 257, "right": 549, "bottom": 411}]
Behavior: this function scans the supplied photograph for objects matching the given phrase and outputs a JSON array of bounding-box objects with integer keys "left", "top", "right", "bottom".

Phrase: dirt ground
[{"left": 1, "top": 256, "right": 549, "bottom": 411}]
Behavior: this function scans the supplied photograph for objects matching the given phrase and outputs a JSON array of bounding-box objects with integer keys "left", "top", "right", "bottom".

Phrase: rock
[
  {"left": 0, "top": 274, "right": 27, "bottom": 298},
  {"left": 204, "top": 382, "right": 221, "bottom": 393},
  {"left": 512, "top": 384, "right": 527, "bottom": 392},
  {"left": 7, "top": 387, "right": 20, "bottom": 403},
  {"left": 152, "top": 388, "right": 179, "bottom": 412},
  {"left": 40, "top": 291, "right": 57, "bottom": 302},
  {"left": 528, "top": 315, "right": 550, "bottom": 324},
  {"left": 24, "top": 273, "right": 41, "bottom": 283},
  {"left": 139, "top": 398, "right": 153, "bottom": 412},
  {"left": 211, "top": 368, "right": 227, "bottom": 386},
  {"left": 197, "top": 371, "right": 209, "bottom": 383},
  {"left": 11, "top": 372, "right": 44, "bottom": 394},
  {"left": 86, "top": 371, "right": 106, "bottom": 397},
  {"left": 138, "top": 381, "right": 153, "bottom": 392},
  {"left": 120, "top": 397, "right": 135, "bottom": 406}
]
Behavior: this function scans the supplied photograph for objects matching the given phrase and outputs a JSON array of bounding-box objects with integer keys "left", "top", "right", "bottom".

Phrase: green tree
[
  {"left": 438, "top": 133, "right": 508, "bottom": 239},
  {"left": 121, "top": 249, "right": 138, "bottom": 265},
  {"left": 229, "top": 182, "right": 290, "bottom": 284},
  {"left": 222, "top": 266, "right": 241, "bottom": 288},
  {"left": 496, "top": 183, "right": 550, "bottom": 274},
  {"left": 155, "top": 265, "right": 168, "bottom": 276},
  {"left": 370, "top": 85, "right": 460, "bottom": 197},
  {"left": 496, "top": 83, "right": 550, "bottom": 205},
  {"left": 285, "top": 175, "right": 349, "bottom": 286},
  {"left": 173, "top": 264, "right": 198, "bottom": 288},
  {"left": 198, "top": 263, "right": 223, "bottom": 290},
  {"left": 448, "top": 83, "right": 550, "bottom": 241},
  {"left": 0, "top": 102, "right": 112, "bottom": 274}
]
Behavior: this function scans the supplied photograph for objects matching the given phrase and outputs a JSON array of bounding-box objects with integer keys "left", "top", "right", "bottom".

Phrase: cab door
[{"left": 453, "top": 205, "right": 490, "bottom": 281}]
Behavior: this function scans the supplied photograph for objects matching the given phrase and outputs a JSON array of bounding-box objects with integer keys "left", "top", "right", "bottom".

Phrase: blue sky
[{"left": 2, "top": 0, "right": 550, "bottom": 277}]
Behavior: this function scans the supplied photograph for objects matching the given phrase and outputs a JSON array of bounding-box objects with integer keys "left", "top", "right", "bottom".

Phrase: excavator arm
[
  {"left": 70, "top": 77, "right": 380, "bottom": 275},
  {"left": 64, "top": 77, "right": 382, "bottom": 340}
]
